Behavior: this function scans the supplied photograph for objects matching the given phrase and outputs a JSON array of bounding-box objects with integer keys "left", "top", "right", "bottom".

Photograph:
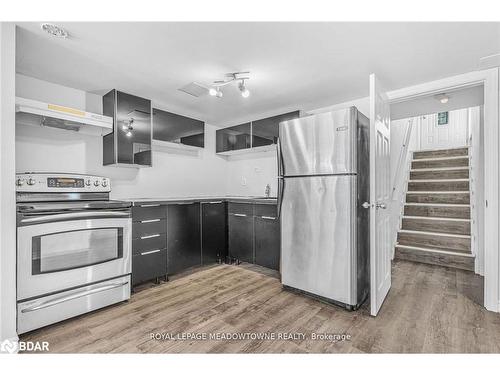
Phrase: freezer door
[
  {"left": 279, "top": 108, "right": 356, "bottom": 176},
  {"left": 280, "top": 175, "right": 356, "bottom": 305}
]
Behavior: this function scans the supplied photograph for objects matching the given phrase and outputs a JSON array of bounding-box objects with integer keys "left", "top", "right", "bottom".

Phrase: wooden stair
[{"left": 395, "top": 147, "right": 475, "bottom": 271}]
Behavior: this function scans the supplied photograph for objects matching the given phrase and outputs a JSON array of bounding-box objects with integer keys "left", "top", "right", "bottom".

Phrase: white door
[
  {"left": 419, "top": 108, "right": 469, "bottom": 150},
  {"left": 369, "top": 74, "right": 392, "bottom": 316}
]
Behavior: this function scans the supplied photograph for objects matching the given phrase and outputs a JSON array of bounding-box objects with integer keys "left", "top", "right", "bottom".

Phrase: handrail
[{"left": 391, "top": 118, "right": 414, "bottom": 200}]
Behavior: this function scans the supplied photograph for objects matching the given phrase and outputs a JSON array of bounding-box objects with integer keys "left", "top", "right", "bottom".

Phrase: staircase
[{"left": 394, "top": 147, "right": 475, "bottom": 271}]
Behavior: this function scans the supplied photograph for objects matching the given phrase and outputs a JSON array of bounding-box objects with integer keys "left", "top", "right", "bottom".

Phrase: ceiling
[{"left": 15, "top": 22, "right": 500, "bottom": 126}]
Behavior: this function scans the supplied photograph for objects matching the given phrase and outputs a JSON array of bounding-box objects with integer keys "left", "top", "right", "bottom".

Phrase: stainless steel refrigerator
[{"left": 278, "top": 107, "right": 370, "bottom": 310}]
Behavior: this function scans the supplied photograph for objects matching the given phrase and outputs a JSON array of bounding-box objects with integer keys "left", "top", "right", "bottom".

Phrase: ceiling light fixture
[
  {"left": 208, "top": 87, "right": 217, "bottom": 96},
  {"left": 41, "top": 23, "right": 69, "bottom": 39},
  {"left": 435, "top": 93, "right": 449, "bottom": 104}
]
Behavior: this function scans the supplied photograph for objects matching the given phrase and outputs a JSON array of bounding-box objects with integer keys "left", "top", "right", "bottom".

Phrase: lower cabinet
[
  {"left": 131, "top": 200, "right": 280, "bottom": 287},
  {"left": 201, "top": 201, "right": 227, "bottom": 264},
  {"left": 254, "top": 216, "right": 280, "bottom": 270},
  {"left": 167, "top": 203, "right": 201, "bottom": 275},
  {"left": 228, "top": 203, "right": 254, "bottom": 263},
  {"left": 131, "top": 205, "right": 168, "bottom": 286},
  {"left": 132, "top": 249, "right": 167, "bottom": 285}
]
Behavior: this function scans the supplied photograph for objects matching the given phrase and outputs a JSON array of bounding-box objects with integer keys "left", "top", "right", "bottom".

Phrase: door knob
[
  {"left": 376, "top": 202, "right": 387, "bottom": 209},
  {"left": 361, "top": 202, "right": 371, "bottom": 209}
]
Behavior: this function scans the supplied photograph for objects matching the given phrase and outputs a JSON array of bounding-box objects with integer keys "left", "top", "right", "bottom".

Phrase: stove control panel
[{"left": 16, "top": 173, "right": 111, "bottom": 193}]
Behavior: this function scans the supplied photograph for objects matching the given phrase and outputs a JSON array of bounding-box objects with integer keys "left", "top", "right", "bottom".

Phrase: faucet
[{"left": 265, "top": 184, "right": 271, "bottom": 198}]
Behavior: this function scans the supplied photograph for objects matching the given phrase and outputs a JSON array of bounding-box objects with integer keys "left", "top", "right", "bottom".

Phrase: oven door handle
[
  {"left": 20, "top": 210, "right": 131, "bottom": 224},
  {"left": 20, "top": 281, "right": 129, "bottom": 313}
]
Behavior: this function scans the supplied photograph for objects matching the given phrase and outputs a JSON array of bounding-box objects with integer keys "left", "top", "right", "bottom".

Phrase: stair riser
[
  {"left": 413, "top": 148, "right": 468, "bottom": 159},
  {"left": 404, "top": 205, "right": 470, "bottom": 219},
  {"left": 406, "top": 193, "right": 470, "bottom": 204},
  {"left": 408, "top": 180, "right": 469, "bottom": 192},
  {"left": 410, "top": 169, "right": 469, "bottom": 180},
  {"left": 412, "top": 158, "right": 469, "bottom": 169},
  {"left": 397, "top": 232, "right": 471, "bottom": 252},
  {"left": 394, "top": 247, "right": 474, "bottom": 271},
  {"left": 402, "top": 218, "right": 470, "bottom": 235}
]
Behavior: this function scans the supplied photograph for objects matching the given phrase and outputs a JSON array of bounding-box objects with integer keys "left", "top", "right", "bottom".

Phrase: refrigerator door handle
[
  {"left": 277, "top": 137, "right": 284, "bottom": 176},
  {"left": 277, "top": 177, "right": 285, "bottom": 218}
]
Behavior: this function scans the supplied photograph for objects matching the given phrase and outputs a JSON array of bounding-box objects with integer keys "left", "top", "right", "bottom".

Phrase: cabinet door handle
[
  {"left": 140, "top": 234, "right": 161, "bottom": 240},
  {"left": 261, "top": 216, "right": 276, "bottom": 220},
  {"left": 140, "top": 249, "right": 161, "bottom": 256},
  {"left": 207, "top": 201, "right": 223, "bottom": 204},
  {"left": 141, "top": 219, "right": 161, "bottom": 223},
  {"left": 233, "top": 213, "right": 247, "bottom": 217},
  {"left": 140, "top": 204, "right": 160, "bottom": 208}
]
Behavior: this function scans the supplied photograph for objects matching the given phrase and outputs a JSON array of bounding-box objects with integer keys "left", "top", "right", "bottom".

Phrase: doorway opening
[{"left": 388, "top": 84, "right": 485, "bottom": 305}]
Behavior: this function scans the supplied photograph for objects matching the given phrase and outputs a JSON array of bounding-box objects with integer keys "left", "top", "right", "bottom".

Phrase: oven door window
[{"left": 31, "top": 227, "right": 123, "bottom": 274}]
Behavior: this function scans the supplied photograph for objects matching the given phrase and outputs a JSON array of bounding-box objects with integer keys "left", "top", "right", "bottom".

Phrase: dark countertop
[{"left": 118, "top": 196, "right": 277, "bottom": 206}]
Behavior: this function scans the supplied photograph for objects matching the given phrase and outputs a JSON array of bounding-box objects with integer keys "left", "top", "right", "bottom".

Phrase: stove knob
[
  {"left": 102, "top": 180, "right": 108, "bottom": 187},
  {"left": 93, "top": 180, "right": 100, "bottom": 187},
  {"left": 85, "top": 179, "right": 91, "bottom": 187},
  {"left": 27, "top": 178, "right": 36, "bottom": 186},
  {"left": 16, "top": 178, "right": 24, "bottom": 186}
]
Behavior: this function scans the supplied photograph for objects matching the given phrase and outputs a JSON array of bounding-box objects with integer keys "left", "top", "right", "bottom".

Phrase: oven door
[{"left": 17, "top": 211, "right": 132, "bottom": 301}]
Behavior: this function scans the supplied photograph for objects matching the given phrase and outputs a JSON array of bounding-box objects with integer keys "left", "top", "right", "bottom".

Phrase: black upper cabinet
[
  {"left": 252, "top": 111, "right": 300, "bottom": 147},
  {"left": 216, "top": 123, "right": 251, "bottom": 153},
  {"left": 216, "top": 111, "right": 300, "bottom": 153},
  {"left": 153, "top": 108, "right": 205, "bottom": 148},
  {"left": 103, "top": 90, "right": 152, "bottom": 166}
]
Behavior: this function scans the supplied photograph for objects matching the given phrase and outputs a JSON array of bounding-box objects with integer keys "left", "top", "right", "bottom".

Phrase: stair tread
[
  {"left": 395, "top": 245, "right": 475, "bottom": 271},
  {"left": 398, "top": 229, "right": 471, "bottom": 238},
  {"left": 396, "top": 244, "right": 475, "bottom": 257}
]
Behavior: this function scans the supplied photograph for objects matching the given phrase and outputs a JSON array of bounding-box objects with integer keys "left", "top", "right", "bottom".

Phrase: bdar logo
[{"left": 0, "top": 339, "right": 18, "bottom": 354}]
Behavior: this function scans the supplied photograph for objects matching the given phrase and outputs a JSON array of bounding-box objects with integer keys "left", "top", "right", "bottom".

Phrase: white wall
[
  {"left": 225, "top": 151, "right": 278, "bottom": 197},
  {"left": 0, "top": 22, "right": 18, "bottom": 343}
]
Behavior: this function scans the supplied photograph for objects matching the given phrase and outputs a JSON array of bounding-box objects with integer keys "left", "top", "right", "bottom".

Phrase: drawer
[
  {"left": 17, "top": 275, "right": 131, "bottom": 334},
  {"left": 132, "top": 205, "right": 167, "bottom": 221},
  {"left": 254, "top": 204, "right": 277, "bottom": 218},
  {"left": 228, "top": 202, "right": 254, "bottom": 216},
  {"left": 133, "top": 219, "right": 166, "bottom": 238},
  {"left": 133, "top": 234, "right": 167, "bottom": 255},
  {"left": 132, "top": 249, "right": 167, "bottom": 285}
]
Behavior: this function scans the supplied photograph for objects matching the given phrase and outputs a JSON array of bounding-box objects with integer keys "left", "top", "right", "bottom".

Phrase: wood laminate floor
[{"left": 21, "top": 260, "right": 500, "bottom": 353}]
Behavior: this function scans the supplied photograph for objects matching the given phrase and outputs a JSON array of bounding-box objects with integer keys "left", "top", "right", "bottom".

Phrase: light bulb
[
  {"left": 239, "top": 80, "right": 250, "bottom": 98},
  {"left": 216, "top": 90, "right": 223, "bottom": 98},
  {"left": 208, "top": 87, "right": 217, "bottom": 96},
  {"left": 126, "top": 131, "right": 132, "bottom": 137},
  {"left": 440, "top": 97, "right": 449, "bottom": 104},
  {"left": 122, "top": 124, "right": 128, "bottom": 131}
]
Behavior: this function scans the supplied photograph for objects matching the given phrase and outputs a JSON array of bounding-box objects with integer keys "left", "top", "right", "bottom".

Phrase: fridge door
[
  {"left": 279, "top": 108, "right": 357, "bottom": 176},
  {"left": 280, "top": 175, "right": 356, "bottom": 305}
]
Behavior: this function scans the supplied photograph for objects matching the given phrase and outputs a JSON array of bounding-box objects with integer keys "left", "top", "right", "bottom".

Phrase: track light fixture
[
  {"left": 206, "top": 72, "right": 250, "bottom": 99},
  {"left": 122, "top": 118, "right": 134, "bottom": 137}
]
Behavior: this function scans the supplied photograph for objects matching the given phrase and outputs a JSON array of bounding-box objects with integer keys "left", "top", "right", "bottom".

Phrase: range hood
[{"left": 15, "top": 97, "right": 113, "bottom": 136}]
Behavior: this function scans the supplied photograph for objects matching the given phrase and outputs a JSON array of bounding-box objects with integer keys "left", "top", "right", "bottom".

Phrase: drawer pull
[
  {"left": 140, "top": 204, "right": 160, "bottom": 208},
  {"left": 141, "top": 219, "right": 161, "bottom": 223},
  {"left": 207, "top": 201, "right": 223, "bottom": 204},
  {"left": 140, "top": 249, "right": 161, "bottom": 256},
  {"left": 140, "top": 234, "right": 161, "bottom": 240},
  {"left": 233, "top": 213, "right": 247, "bottom": 217},
  {"left": 261, "top": 216, "right": 276, "bottom": 220}
]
